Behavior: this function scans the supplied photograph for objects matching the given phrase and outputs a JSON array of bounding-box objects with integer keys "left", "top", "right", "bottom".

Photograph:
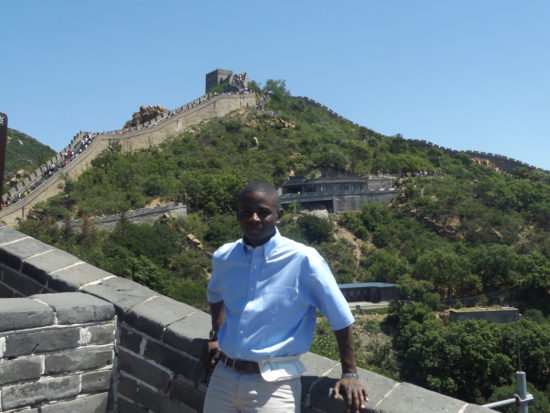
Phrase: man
[{"left": 203, "top": 181, "right": 368, "bottom": 413}]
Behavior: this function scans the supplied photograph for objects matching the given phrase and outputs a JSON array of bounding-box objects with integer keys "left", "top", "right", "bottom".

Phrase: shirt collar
[{"left": 241, "top": 227, "right": 282, "bottom": 260}]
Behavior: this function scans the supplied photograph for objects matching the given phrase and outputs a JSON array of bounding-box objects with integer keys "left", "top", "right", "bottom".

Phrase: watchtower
[{"left": 205, "top": 69, "right": 233, "bottom": 93}]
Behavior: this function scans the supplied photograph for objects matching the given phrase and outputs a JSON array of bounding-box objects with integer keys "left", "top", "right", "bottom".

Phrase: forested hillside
[
  {"left": 15, "top": 82, "right": 550, "bottom": 410},
  {"left": 6, "top": 128, "right": 56, "bottom": 175}
]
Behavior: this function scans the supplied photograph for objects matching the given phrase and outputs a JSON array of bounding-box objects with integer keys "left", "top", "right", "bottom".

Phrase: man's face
[{"left": 237, "top": 191, "right": 283, "bottom": 247}]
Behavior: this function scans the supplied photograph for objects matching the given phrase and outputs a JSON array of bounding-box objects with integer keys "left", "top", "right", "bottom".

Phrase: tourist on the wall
[{"left": 202, "top": 181, "right": 368, "bottom": 413}]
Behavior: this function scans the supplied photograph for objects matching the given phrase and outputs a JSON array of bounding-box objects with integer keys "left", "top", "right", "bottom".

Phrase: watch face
[{"left": 209, "top": 330, "right": 218, "bottom": 339}]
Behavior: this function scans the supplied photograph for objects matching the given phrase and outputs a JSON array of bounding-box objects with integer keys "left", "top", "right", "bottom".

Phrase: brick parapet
[
  {"left": 0, "top": 292, "right": 115, "bottom": 412},
  {"left": 0, "top": 224, "right": 496, "bottom": 412}
]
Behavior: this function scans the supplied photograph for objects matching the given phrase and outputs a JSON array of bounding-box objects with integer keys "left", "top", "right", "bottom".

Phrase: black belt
[{"left": 219, "top": 352, "right": 260, "bottom": 374}]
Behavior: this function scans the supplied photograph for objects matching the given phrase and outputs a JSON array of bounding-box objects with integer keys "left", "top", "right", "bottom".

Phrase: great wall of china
[
  {"left": 3, "top": 91, "right": 546, "bottom": 227},
  {"left": 299, "top": 96, "right": 549, "bottom": 174},
  {"left": 0, "top": 92, "right": 255, "bottom": 226},
  {"left": 0, "top": 83, "right": 506, "bottom": 412}
]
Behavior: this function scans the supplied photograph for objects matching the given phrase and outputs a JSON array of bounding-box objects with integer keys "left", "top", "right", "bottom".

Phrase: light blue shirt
[{"left": 207, "top": 229, "right": 354, "bottom": 361}]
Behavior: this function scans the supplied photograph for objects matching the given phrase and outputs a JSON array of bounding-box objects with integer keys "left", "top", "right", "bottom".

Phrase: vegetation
[
  {"left": 13, "top": 81, "right": 550, "bottom": 407},
  {"left": 2, "top": 128, "right": 56, "bottom": 192}
]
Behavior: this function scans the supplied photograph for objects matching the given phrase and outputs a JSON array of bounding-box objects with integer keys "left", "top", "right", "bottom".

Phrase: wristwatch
[{"left": 209, "top": 329, "right": 219, "bottom": 341}]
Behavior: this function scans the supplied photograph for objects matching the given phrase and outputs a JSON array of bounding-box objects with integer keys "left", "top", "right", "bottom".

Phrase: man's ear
[{"left": 277, "top": 208, "right": 284, "bottom": 221}]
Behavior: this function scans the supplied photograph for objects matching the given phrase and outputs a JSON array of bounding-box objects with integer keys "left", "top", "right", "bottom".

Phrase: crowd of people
[{"left": 0, "top": 133, "right": 97, "bottom": 209}]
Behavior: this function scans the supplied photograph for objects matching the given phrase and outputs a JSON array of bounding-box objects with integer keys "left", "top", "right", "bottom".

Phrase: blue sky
[{"left": 2, "top": 1, "right": 549, "bottom": 170}]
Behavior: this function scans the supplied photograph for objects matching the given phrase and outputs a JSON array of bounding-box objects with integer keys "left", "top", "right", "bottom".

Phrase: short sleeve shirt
[{"left": 207, "top": 229, "right": 354, "bottom": 361}]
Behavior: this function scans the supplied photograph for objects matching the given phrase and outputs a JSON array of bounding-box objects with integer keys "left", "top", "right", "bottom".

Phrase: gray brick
[
  {"left": 301, "top": 351, "right": 339, "bottom": 378},
  {"left": 357, "top": 368, "right": 400, "bottom": 411},
  {"left": 30, "top": 292, "right": 115, "bottom": 324},
  {"left": 0, "top": 355, "right": 43, "bottom": 386},
  {"left": 118, "top": 397, "right": 148, "bottom": 413},
  {"left": 133, "top": 384, "right": 195, "bottom": 413},
  {"left": 22, "top": 249, "right": 82, "bottom": 284},
  {"left": 376, "top": 382, "right": 467, "bottom": 413},
  {"left": 117, "top": 374, "right": 139, "bottom": 400},
  {"left": 0, "top": 226, "right": 29, "bottom": 249},
  {"left": 164, "top": 311, "right": 211, "bottom": 358},
  {"left": 41, "top": 392, "right": 108, "bottom": 413},
  {"left": 118, "top": 349, "right": 171, "bottom": 391},
  {"left": 81, "top": 369, "right": 113, "bottom": 393},
  {"left": 2, "top": 269, "right": 45, "bottom": 296},
  {"left": 0, "top": 237, "right": 53, "bottom": 271},
  {"left": 119, "top": 326, "right": 143, "bottom": 354},
  {"left": 0, "top": 282, "right": 16, "bottom": 298},
  {"left": 0, "top": 298, "right": 53, "bottom": 332},
  {"left": 81, "top": 277, "right": 157, "bottom": 314},
  {"left": 2, "top": 326, "right": 80, "bottom": 357},
  {"left": 49, "top": 263, "right": 114, "bottom": 292},
  {"left": 1, "top": 375, "right": 80, "bottom": 410},
  {"left": 307, "top": 376, "right": 348, "bottom": 412},
  {"left": 144, "top": 339, "right": 204, "bottom": 381},
  {"left": 125, "top": 295, "right": 196, "bottom": 340},
  {"left": 169, "top": 376, "right": 205, "bottom": 411},
  {"left": 84, "top": 322, "right": 116, "bottom": 345},
  {"left": 300, "top": 352, "right": 340, "bottom": 405},
  {"left": 45, "top": 347, "right": 113, "bottom": 374}
]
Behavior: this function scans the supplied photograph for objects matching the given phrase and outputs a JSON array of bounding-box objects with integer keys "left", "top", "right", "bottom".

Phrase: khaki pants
[{"left": 204, "top": 363, "right": 301, "bottom": 413}]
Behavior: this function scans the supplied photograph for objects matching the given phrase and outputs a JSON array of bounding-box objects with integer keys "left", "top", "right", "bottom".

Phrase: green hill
[
  {"left": 6, "top": 128, "right": 56, "bottom": 176},
  {"left": 16, "top": 83, "right": 550, "bottom": 409}
]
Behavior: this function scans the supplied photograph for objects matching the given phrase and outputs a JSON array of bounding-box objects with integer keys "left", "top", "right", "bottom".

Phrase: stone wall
[
  {"left": 298, "top": 96, "right": 548, "bottom": 174},
  {"left": 65, "top": 203, "right": 187, "bottom": 233},
  {"left": 0, "top": 224, "right": 496, "bottom": 412},
  {"left": 0, "top": 93, "right": 255, "bottom": 226},
  {"left": 333, "top": 191, "right": 398, "bottom": 213},
  {"left": 450, "top": 308, "right": 519, "bottom": 323},
  {"left": 0, "top": 292, "right": 115, "bottom": 412}
]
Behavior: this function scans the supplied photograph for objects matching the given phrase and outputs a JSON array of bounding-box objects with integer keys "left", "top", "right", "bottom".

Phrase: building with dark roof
[
  {"left": 280, "top": 175, "right": 399, "bottom": 213},
  {"left": 338, "top": 282, "right": 399, "bottom": 303}
]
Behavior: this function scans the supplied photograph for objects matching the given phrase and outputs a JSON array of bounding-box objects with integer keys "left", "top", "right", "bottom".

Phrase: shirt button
[
  {"left": 240, "top": 330, "right": 244, "bottom": 334},
  {"left": 250, "top": 288, "right": 253, "bottom": 292}
]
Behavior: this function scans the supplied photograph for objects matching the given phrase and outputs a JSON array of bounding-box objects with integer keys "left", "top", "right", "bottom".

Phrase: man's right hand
[{"left": 201, "top": 340, "right": 222, "bottom": 370}]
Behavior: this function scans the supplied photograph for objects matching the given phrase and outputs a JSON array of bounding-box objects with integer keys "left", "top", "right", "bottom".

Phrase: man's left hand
[{"left": 332, "top": 376, "right": 368, "bottom": 413}]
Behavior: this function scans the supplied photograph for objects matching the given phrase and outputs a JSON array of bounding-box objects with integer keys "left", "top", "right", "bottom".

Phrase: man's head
[{"left": 237, "top": 181, "right": 283, "bottom": 247}]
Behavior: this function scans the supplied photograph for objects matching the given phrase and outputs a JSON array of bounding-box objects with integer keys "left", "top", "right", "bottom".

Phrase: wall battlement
[
  {"left": 298, "top": 96, "right": 549, "bottom": 173},
  {"left": 0, "top": 224, "right": 496, "bottom": 413},
  {"left": 0, "top": 92, "right": 255, "bottom": 226}
]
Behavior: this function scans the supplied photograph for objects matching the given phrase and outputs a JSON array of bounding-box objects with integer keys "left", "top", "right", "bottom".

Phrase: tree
[
  {"left": 363, "top": 250, "right": 410, "bottom": 283},
  {"left": 413, "top": 248, "right": 473, "bottom": 297},
  {"left": 263, "top": 79, "right": 290, "bottom": 99},
  {"left": 297, "top": 215, "right": 333, "bottom": 244}
]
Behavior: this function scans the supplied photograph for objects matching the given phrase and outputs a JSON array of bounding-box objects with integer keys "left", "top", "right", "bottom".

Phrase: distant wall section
[{"left": 0, "top": 93, "right": 255, "bottom": 227}]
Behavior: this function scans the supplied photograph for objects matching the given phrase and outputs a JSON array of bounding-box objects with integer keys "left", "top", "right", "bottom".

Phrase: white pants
[{"left": 204, "top": 363, "right": 301, "bottom": 413}]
